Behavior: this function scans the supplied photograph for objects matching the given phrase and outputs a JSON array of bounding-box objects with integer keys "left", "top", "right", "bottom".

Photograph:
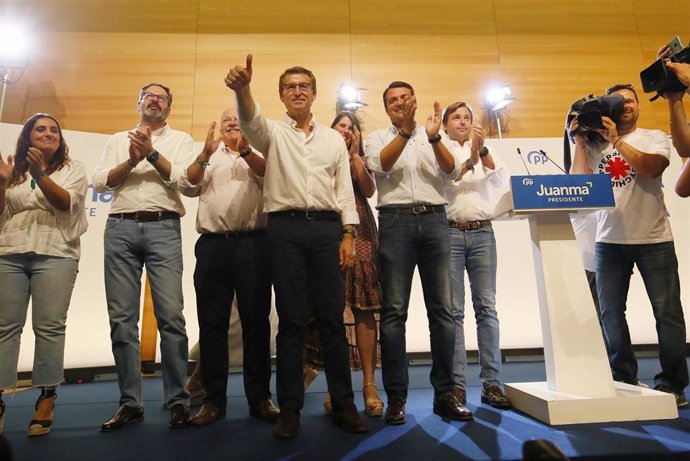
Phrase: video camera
[
  {"left": 565, "top": 93, "right": 625, "bottom": 143},
  {"left": 562, "top": 93, "right": 625, "bottom": 173},
  {"left": 640, "top": 36, "right": 690, "bottom": 100}
]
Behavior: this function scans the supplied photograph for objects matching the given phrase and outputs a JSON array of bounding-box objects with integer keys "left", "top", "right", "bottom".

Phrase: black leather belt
[
  {"left": 269, "top": 210, "right": 340, "bottom": 221},
  {"left": 379, "top": 205, "right": 445, "bottom": 215},
  {"left": 448, "top": 220, "right": 492, "bottom": 230},
  {"left": 109, "top": 211, "right": 179, "bottom": 222},
  {"left": 202, "top": 230, "right": 264, "bottom": 239}
]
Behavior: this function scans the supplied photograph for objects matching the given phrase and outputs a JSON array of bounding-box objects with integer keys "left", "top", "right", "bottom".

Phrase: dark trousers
[
  {"left": 193, "top": 232, "right": 272, "bottom": 409},
  {"left": 267, "top": 214, "right": 354, "bottom": 411}
]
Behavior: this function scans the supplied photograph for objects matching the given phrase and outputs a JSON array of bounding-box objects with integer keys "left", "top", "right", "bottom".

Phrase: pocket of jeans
[
  {"left": 104, "top": 217, "right": 120, "bottom": 231},
  {"left": 377, "top": 213, "right": 399, "bottom": 232},
  {"left": 160, "top": 218, "right": 181, "bottom": 233}
]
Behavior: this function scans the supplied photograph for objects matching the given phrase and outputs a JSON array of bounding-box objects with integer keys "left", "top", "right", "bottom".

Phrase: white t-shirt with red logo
[{"left": 586, "top": 128, "right": 673, "bottom": 245}]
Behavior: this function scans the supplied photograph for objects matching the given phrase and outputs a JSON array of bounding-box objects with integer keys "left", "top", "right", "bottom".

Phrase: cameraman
[{"left": 569, "top": 83, "right": 688, "bottom": 408}]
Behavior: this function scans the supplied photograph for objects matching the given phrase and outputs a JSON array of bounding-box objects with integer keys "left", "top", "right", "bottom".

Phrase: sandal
[
  {"left": 363, "top": 383, "right": 383, "bottom": 417},
  {"left": 27, "top": 390, "right": 56, "bottom": 437}
]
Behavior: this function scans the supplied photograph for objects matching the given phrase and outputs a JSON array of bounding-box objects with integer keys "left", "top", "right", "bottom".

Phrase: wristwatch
[
  {"left": 146, "top": 150, "right": 160, "bottom": 164},
  {"left": 479, "top": 147, "right": 490, "bottom": 158},
  {"left": 343, "top": 228, "right": 357, "bottom": 238},
  {"left": 465, "top": 158, "right": 475, "bottom": 172}
]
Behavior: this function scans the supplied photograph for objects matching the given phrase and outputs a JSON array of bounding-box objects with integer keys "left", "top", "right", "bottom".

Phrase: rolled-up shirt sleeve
[
  {"left": 364, "top": 131, "right": 386, "bottom": 175},
  {"left": 239, "top": 103, "right": 272, "bottom": 155},
  {"left": 334, "top": 142, "right": 359, "bottom": 226},
  {"left": 92, "top": 135, "right": 120, "bottom": 192}
]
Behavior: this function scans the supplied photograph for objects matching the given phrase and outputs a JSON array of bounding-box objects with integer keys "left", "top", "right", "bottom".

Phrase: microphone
[
  {"left": 539, "top": 149, "right": 567, "bottom": 174},
  {"left": 517, "top": 148, "right": 532, "bottom": 176}
]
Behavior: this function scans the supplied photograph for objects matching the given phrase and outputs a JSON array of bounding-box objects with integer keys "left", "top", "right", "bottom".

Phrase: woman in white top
[{"left": 0, "top": 113, "right": 88, "bottom": 437}]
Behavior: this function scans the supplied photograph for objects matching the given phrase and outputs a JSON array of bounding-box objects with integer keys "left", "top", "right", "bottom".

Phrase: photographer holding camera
[{"left": 570, "top": 83, "right": 688, "bottom": 408}]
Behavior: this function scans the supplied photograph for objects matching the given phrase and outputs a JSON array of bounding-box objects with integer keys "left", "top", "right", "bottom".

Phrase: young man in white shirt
[
  {"left": 178, "top": 108, "right": 278, "bottom": 426},
  {"left": 570, "top": 83, "right": 688, "bottom": 408},
  {"left": 442, "top": 102, "right": 512, "bottom": 410},
  {"left": 225, "top": 55, "right": 368, "bottom": 439},
  {"left": 366, "top": 82, "right": 472, "bottom": 424},
  {"left": 93, "top": 83, "right": 195, "bottom": 431}
]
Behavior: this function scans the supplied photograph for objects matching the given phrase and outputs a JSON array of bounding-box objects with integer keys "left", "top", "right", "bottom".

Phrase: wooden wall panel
[
  {"left": 0, "top": 0, "right": 688, "bottom": 139},
  {"left": 191, "top": 34, "right": 353, "bottom": 139}
]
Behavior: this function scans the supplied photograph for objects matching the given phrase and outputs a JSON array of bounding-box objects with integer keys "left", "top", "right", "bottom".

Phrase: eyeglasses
[
  {"left": 283, "top": 83, "right": 312, "bottom": 94},
  {"left": 141, "top": 92, "right": 169, "bottom": 104}
]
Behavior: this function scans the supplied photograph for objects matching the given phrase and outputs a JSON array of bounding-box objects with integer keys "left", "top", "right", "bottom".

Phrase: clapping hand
[
  {"left": 26, "top": 147, "right": 47, "bottom": 177},
  {"left": 425, "top": 101, "right": 442, "bottom": 138},
  {"left": 128, "top": 126, "right": 154, "bottom": 159},
  {"left": 0, "top": 152, "right": 14, "bottom": 186}
]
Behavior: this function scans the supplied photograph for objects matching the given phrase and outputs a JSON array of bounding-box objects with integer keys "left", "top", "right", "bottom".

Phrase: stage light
[
  {"left": 485, "top": 85, "right": 515, "bottom": 111},
  {"left": 0, "top": 23, "right": 30, "bottom": 123},
  {"left": 0, "top": 25, "right": 29, "bottom": 67},
  {"left": 337, "top": 83, "right": 367, "bottom": 112},
  {"left": 484, "top": 85, "right": 515, "bottom": 138}
]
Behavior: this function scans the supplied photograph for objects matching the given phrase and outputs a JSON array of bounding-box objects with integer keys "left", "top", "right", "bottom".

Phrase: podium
[{"left": 503, "top": 174, "right": 678, "bottom": 425}]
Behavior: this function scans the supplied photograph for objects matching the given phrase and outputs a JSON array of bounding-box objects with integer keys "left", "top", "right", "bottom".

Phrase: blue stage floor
[{"left": 1, "top": 358, "right": 689, "bottom": 461}]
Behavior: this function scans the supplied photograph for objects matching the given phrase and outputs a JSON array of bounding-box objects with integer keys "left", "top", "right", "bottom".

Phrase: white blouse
[{"left": 0, "top": 160, "right": 89, "bottom": 260}]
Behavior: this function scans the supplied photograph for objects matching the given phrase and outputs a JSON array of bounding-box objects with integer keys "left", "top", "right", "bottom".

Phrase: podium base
[{"left": 505, "top": 381, "right": 678, "bottom": 425}]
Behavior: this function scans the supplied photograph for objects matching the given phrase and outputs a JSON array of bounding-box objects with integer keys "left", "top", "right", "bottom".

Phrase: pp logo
[
  {"left": 522, "top": 178, "right": 534, "bottom": 186},
  {"left": 527, "top": 150, "right": 549, "bottom": 165}
]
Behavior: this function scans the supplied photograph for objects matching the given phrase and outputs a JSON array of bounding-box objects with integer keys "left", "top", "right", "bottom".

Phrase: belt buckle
[
  {"left": 412, "top": 205, "right": 428, "bottom": 215},
  {"left": 134, "top": 211, "right": 146, "bottom": 222},
  {"left": 305, "top": 210, "right": 313, "bottom": 220}
]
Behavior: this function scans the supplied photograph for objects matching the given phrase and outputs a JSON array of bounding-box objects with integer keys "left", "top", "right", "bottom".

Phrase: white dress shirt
[
  {"left": 92, "top": 124, "right": 195, "bottom": 216},
  {"left": 0, "top": 160, "right": 89, "bottom": 260},
  {"left": 178, "top": 143, "right": 266, "bottom": 233},
  {"left": 366, "top": 124, "right": 458, "bottom": 208},
  {"left": 443, "top": 139, "right": 510, "bottom": 222},
  {"left": 239, "top": 103, "right": 358, "bottom": 226}
]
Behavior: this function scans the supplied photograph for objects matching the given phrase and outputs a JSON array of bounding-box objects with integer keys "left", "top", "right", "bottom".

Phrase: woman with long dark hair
[{"left": 0, "top": 113, "right": 88, "bottom": 436}]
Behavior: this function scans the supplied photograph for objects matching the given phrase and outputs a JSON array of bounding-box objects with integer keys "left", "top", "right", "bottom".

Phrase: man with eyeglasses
[
  {"left": 93, "top": 83, "right": 195, "bottom": 431},
  {"left": 365, "top": 81, "right": 472, "bottom": 425},
  {"left": 224, "top": 55, "right": 369, "bottom": 439},
  {"left": 569, "top": 83, "right": 688, "bottom": 408}
]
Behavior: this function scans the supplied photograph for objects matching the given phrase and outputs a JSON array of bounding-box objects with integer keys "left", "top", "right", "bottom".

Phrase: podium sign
[{"left": 510, "top": 174, "right": 614, "bottom": 211}]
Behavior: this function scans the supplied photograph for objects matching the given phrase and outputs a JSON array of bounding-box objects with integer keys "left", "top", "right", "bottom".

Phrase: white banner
[{"left": 1, "top": 123, "right": 687, "bottom": 369}]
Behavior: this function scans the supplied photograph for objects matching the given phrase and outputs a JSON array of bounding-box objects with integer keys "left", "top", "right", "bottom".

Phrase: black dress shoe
[
  {"left": 452, "top": 386, "right": 467, "bottom": 405},
  {"left": 100, "top": 405, "right": 144, "bottom": 432},
  {"left": 332, "top": 403, "right": 370, "bottom": 433},
  {"left": 169, "top": 403, "right": 191, "bottom": 429},
  {"left": 433, "top": 392, "right": 473, "bottom": 421},
  {"left": 191, "top": 403, "right": 224, "bottom": 427},
  {"left": 384, "top": 396, "right": 406, "bottom": 425},
  {"left": 273, "top": 408, "right": 300, "bottom": 439},
  {"left": 481, "top": 384, "right": 512, "bottom": 409},
  {"left": 249, "top": 399, "right": 280, "bottom": 423}
]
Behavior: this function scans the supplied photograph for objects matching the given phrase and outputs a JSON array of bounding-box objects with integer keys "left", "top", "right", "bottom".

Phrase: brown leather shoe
[
  {"left": 452, "top": 386, "right": 467, "bottom": 405},
  {"left": 384, "top": 396, "right": 406, "bottom": 425},
  {"left": 249, "top": 399, "right": 280, "bottom": 423},
  {"left": 273, "top": 408, "right": 300, "bottom": 439},
  {"left": 332, "top": 403, "right": 369, "bottom": 433},
  {"left": 481, "top": 384, "right": 512, "bottom": 409},
  {"left": 433, "top": 392, "right": 473, "bottom": 421},
  {"left": 191, "top": 403, "right": 224, "bottom": 427}
]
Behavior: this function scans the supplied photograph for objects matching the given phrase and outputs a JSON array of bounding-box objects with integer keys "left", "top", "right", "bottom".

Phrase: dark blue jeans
[
  {"left": 378, "top": 210, "right": 455, "bottom": 400},
  {"left": 596, "top": 241, "right": 688, "bottom": 392}
]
